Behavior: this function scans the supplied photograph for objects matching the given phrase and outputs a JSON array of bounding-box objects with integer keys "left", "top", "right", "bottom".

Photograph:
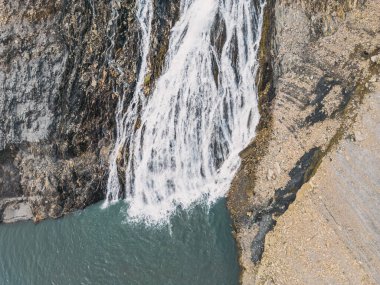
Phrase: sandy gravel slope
[{"left": 255, "top": 85, "right": 380, "bottom": 285}]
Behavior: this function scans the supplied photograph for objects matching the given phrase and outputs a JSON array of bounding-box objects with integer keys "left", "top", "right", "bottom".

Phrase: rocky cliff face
[
  {"left": 227, "top": 0, "right": 380, "bottom": 283},
  {"left": 1, "top": 0, "right": 379, "bottom": 282},
  {"left": 0, "top": 0, "right": 179, "bottom": 223}
]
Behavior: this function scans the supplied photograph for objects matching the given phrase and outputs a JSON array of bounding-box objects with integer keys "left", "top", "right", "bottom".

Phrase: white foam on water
[{"left": 104, "top": 0, "right": 266, "bottom": 224}]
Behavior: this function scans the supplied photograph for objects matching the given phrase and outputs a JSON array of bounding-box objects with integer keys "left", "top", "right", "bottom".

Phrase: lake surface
[{"left": 0, "top": 199, "right": 239, "bottom": 285}]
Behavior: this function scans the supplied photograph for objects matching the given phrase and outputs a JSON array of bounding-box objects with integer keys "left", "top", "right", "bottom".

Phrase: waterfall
[
  {"left": 104, "top": 0, "right": 266, "bottom": 224},
  {"left": 104, "top": 0, "right": 154, "bottom": 207}
]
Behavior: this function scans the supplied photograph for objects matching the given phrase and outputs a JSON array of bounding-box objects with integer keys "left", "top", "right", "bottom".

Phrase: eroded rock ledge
[{"left": 227, "top": 0, "right": 380, "bottom": 283}]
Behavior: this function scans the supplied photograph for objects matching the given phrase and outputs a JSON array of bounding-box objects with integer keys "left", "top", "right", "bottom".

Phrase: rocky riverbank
[
  {"left": 227, "top": 0, "right": 380, "bottom": 283},
  {"left": 255, "top": 85, "right": 380, "bottom": 284}
]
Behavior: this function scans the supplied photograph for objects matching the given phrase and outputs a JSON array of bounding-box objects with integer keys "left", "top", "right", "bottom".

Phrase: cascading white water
[
  {"left": 103, "top": 0, "right": 154, "bottom": 207},
  {"left": 104, "top": 0, "right": 266, "bottom": 223}
]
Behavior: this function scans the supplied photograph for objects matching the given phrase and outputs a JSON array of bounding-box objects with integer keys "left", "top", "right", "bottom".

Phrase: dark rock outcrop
[
  {"left": 0, "top": 0, "right": 179, "bottom": 223},
  {"left": 0, "top": 0, "right": 120, "bottom": 222}
]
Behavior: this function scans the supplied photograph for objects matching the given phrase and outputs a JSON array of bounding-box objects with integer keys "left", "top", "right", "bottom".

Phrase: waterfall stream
[{"left": 104, "top": 0, "right": 265, "bottom": 223}]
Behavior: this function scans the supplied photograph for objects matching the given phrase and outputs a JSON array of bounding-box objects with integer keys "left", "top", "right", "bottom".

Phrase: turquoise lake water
[{"left": 0, "top": 200, "right": 239, "bottom": 285}]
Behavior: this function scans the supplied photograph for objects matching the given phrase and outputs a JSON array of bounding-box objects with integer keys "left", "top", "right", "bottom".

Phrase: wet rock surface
[
  {"left": 0, "top": 0, "right": 179, "bottom": 223},
  {"left": 0, "top": 0, "right": 118, "bottom": 222},
  {"left": 227, "top": 0, "right": 380, "bottom": 283}
]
